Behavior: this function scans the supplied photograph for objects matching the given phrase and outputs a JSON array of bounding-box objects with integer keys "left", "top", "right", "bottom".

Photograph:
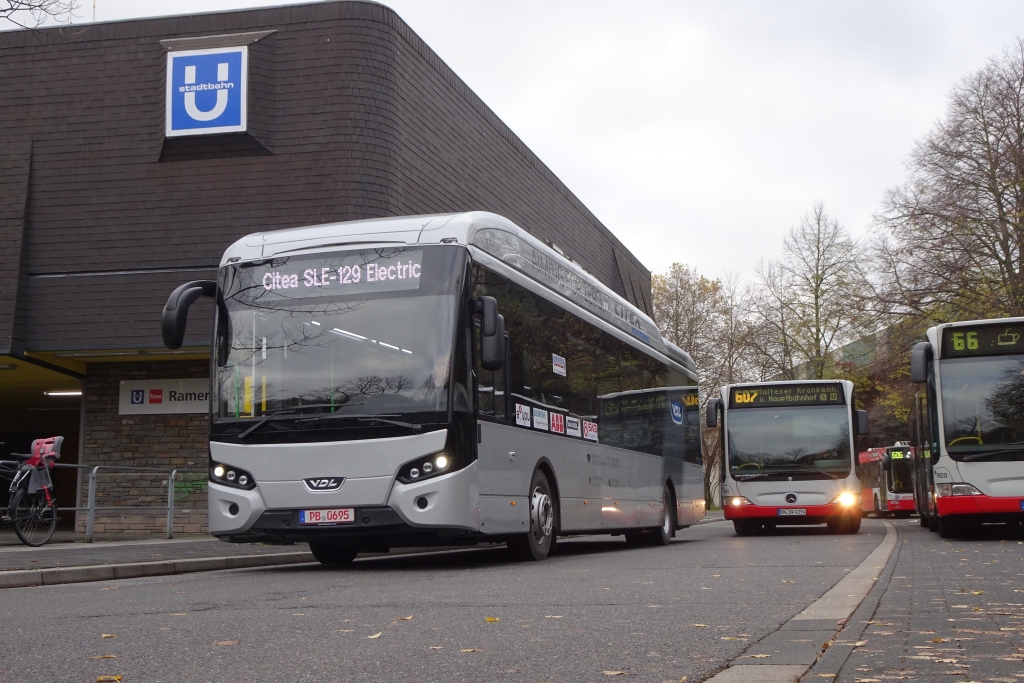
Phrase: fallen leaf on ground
[
  {"left": 171, "top": 613, "right": 187, "bottom": 616},
  {"left": 213, "top": 640, "right": 239, "bottom": 646},
  {"left": 853, "top": 641, "right": 867, "bottom": 647},
  {"left": 368, "top": 632, "right": 382, "bottom": 639},
  {"left": 89, "top": 655, "right": 116, "bottom": 659},
  {"left": 693, "top": 624, "right": 708, "bottom": 627},
  {"left": 398, "top": 615, "right": 413, "bottom": 620},
  {"left": 935, "top": 658, "right": 957, "bottom": 663},
  {"left": 721, "top": 637, "right": 743, "bottom": 640},
  {"left": 971, "top": 591, "right": 984, "bottom": 595},
  {"left": 96, "top": 678, "right": 122, "bottom": 682},
  {"left": 816, "top": 676, "right": 836, "bottom": 679},
  {"left": 545, "top": 615, "right": 563, "bottom": 618},
  {"left": 293, "top": 613, "right": 306, "bottom": 616},
  {"left": 460, "top": 648, "right": 483, "bottom": 652},
  {"left": 747, "top": 654, "right": 770, "bottom": 658},
  {"left": 602, "top": 672, "right": 628, "bottom": 676},
  {"left": 336, "top": 630, "right": 354, "bottom": 633},
  {"left": 428, "top": 646, "right": 443, "bottom": 650},
  {"left": 679, "top": 678, "right": 688, "bottom": 682},
  {"left": 485, "top": 617, "right": 500, "bottom": 622},
  {"left": 855, "top": 679, "right": 881, "bottom": 683},
  {"left": 101, "top": 634, "right": 117, "bottom": 639},
  {"left": 932, "top": 638, "right": 949, "bottom": 643}
]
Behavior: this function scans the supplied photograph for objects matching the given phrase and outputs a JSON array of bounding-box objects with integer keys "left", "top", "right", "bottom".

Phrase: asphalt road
[{"left": 0, "top": 519, "right": 887, "bottom": 683}]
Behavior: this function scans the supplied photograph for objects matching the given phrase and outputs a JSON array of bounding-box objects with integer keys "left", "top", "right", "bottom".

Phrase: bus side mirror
[
  {"left": 706, "top": 398, "right": 721, "bottom": 429},
  {"left": 477, "top": 296, "right": 505, "bottom": 371},
  {"left": 910, "top": 342, "right": 931, "bottom": 384},
  {"left": 162, "top": 280, "right": 217, "bottom": 350},
  {"left": 856, "top": 409, "right": 869, "bottom": 436},
  {"left": 882, "top": 454, "right": 891, "bottom": 472}
]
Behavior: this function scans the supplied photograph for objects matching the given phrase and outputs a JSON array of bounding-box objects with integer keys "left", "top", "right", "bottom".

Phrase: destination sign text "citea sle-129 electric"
[
  {"left": 729, "top": 382, "right": 845, "bottom": 408},
  {"left": 941, "top": 322, "right": 1024, "bottom": 358},
  {"left": 241, "top": 249, "right": 424, "bottom": 301}
]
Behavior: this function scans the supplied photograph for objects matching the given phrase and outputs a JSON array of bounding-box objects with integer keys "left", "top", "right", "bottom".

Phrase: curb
[{"left": 0, "top": 551, "right": 314, "bottom": 589}]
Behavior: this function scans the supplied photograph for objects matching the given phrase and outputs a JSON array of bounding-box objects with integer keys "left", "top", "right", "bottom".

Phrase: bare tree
[
  {"left": 750, "top": 203, "right": 868, "bottom": 379},
  {"left": 874, "top": 38, "right": 1024, "bottom": 320},
  {"left": 1, "top": 0, "right": 78, "bottom": 29}
]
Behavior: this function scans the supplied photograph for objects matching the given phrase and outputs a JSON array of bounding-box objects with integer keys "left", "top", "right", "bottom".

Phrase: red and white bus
[{"left": 858, "top": 443, "right": 916, "bottom": 518}]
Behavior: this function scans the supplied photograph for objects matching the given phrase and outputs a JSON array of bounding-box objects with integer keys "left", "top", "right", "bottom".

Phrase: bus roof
[{"left": 221, "top": 211, "right": 696, "bottom": 372}]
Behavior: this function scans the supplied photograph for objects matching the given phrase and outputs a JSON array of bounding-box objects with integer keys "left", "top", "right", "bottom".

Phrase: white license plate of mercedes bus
[
  {"left": 778, "top": 508, "right": 807, "bottom": 516},
  {"left": 299, "top": 508, "right": 355, "bottom": 525}
]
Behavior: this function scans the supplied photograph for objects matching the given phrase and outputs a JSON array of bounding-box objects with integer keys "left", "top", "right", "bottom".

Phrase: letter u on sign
[{"left": 166, "top": 46, "right": 248, "bottom": 137}]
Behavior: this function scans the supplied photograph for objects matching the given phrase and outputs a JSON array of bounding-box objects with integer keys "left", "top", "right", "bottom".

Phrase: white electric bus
[
  {"left": 909, "top": 318, "right": 1024, "bottom": 537},
  {"left": 706, "top": 380, "right": 867, "bottom": 535},
  {"left": 161, "top": 212, "right": 705, "bottom": 563}
]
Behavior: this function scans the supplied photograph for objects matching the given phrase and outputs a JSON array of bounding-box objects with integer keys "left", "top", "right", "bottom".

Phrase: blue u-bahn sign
[{"left": 166, "top": 47, "right": 248, "bottom": 137}]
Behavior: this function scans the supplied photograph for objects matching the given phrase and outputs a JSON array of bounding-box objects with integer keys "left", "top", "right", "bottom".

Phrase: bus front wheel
[
  {"left": 938, "top": 515, "right": 962, "bottom": 538},
  {"left": 507, "top": 469, "right": 555, "bottom": 561},
  {"left": 828, "top": 516, "right": 861, "bottom": 535},
  {"left": 734, "top": 520, "right": 759, "bottom": 536}
]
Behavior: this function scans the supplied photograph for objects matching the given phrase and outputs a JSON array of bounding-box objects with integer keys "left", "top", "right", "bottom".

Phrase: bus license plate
[
  {"left": 778, "top": 508, "right": 806, "bottom": 516},
  {"left": 299, "top": 508, "right": 354, "bottom": 525}
]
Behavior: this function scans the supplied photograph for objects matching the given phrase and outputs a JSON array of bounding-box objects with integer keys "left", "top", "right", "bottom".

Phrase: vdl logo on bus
[{"left": 166, "top": 46, "right": 248, "bottom": 137}]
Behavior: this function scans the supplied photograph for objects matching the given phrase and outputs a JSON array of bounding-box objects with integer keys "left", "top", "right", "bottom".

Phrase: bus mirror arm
[
  {"left": 856, "top": 409, "right": 869, "bottom": 436},
  {"left": 910, "top": 342, "right": 932, "bottom": 384},
  {"left": 706, "top": 398, "right": 720, "bottom": 429},
  {"left": 162, "top": 280, "right": 217, "bottom": 350}
]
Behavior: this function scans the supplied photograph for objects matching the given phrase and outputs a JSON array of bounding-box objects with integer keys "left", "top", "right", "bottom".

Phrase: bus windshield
[
  {"left": 727, "top": 405, "right": 852, "bottom": 480},
  {"left": 887, "top": 449, "right": 914, "bottom": 493},
  {"left": 939, "top": 355, "right": 1024, "bottom": 461},
  {"left": 212, "top": 246, "right": 466, "bottom": 431}
]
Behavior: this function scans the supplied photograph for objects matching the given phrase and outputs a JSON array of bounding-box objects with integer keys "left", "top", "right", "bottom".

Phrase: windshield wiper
[
  {"left": 733, "top": 465, "right": 841, "bottom": 479},
  {"left": 957, "top": 448, "right": 1024, "bottom": 461},
  {"left": 294, "top": 413, "right": 423, "bottom": 432},
  {"left": 237, "top": 403, "right": 340, "bottom": 440},
  {"left": 356, "top": 417, "right": 422, "bottom": 432}
]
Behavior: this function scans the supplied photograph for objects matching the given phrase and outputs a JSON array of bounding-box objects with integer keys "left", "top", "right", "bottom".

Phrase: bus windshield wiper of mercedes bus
[{"left": 958, "top": 445, "right": 1024, "bottom": 461}]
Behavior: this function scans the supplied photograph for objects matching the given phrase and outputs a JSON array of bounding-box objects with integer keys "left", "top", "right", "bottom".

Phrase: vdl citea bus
[
  {"left": 706, "top": 380, "right": 868, "bottom": 535},
  {"left": 857, "top": 442, "right": 916, "bottom": 518},
  {"left": 161, "top": 212, "right": 706, "bottom": 563},
  {"left": 909, "top": 317, "right": 1024, "bottom": 538}
]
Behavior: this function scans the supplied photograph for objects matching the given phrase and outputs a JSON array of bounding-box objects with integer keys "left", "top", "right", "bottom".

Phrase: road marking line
[{"left": 792, "top": 521, "right": 896, "bottom": 621}]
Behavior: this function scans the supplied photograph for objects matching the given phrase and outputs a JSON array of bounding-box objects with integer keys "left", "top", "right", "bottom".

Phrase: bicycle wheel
[{"left": 10, "top": 488, "right": 57, "bottom": 547}]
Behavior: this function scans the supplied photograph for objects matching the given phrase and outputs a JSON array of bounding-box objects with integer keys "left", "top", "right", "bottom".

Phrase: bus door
[{"left": 911, "top": 392, "right": 934, "bottom": 519}]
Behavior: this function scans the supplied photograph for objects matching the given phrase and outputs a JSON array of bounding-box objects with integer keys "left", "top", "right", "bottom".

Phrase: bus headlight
[
  {"left": 728, "top": 496, "right": 752, "bottom": 507},
  {"left": 832, "top": 491, "right": 858, "bottom": 507},
  {"left": 210, "top": 462, "right": 257, "bottom": 490},
  {"left": 397, "top": 451, "right": 454, "bottom": 484}
]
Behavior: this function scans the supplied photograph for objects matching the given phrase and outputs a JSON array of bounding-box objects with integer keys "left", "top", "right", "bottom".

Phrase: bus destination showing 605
[{"left": 729, "top": 382, "right": 845, "bottom": 408}]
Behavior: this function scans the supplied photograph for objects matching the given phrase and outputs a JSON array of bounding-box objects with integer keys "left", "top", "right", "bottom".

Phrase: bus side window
[{"left": 475, "top": 321, "right": 507, "bottom": 421}]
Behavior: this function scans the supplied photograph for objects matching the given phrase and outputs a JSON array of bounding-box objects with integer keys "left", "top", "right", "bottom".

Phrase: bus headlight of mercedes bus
[
  {"left": 210, "top": 462, "right": 257, "bottom": 490},
  {"left": 831, "top": 491, "right": 859, "bottom": 507},
  {"left": 727, "top": 496, "right": 753, "bottom": 507},
  {"left": 397, "top": 451, "right": 454, "bottom": 484},
  {"left": 935, "top": 483, "right": 982, "bottom": 497}
]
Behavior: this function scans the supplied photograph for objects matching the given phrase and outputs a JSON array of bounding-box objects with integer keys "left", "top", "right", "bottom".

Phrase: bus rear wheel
[
  {"left": 507, "top": 469, "right": 555, "bottom": 561},
  {"left": 626, "top": 485, "right": 675, "bottom": 547},
  {"left": 309, "top": 542, "right": 359, "bottom": 566}
]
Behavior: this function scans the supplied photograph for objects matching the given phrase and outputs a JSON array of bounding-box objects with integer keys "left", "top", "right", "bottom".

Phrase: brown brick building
[{"left": 0, "top": 1, "right": 652, "bottom": 533}]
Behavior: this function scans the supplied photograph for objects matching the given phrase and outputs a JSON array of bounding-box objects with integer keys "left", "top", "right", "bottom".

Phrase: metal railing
[{"left": 1, "top": 461, "right": 206, "bottom": 542}]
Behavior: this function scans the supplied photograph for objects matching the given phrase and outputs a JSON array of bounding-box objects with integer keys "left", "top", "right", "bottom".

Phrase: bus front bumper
[
  {"left": 724, "top": 502, "right": 856, "bottom": 524},
  {"left": 936, "top": 493, "right": 1024, "bottom": 521},
  {"left": 885, "top": 498, "right": 916, "bottom": 512}
]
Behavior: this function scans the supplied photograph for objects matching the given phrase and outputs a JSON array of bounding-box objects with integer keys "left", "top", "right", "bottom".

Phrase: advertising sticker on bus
[
  {"left": 550, "top": 413, "right": 565, "bottom": 434},
  {"left": 583, "top": 420, "right": 599, "bottom": 442},
  {"left": 533, "top": 408, "right": 549, "bottom": 431},
  {"left": 565, "top": 416, "right": 582, "bottom": 438},
  {"left": 515, "top": 404, "right": 531, "bottom": 427},
  {"left": 552, "top": 353, "right": 566, "bottom": 376}
]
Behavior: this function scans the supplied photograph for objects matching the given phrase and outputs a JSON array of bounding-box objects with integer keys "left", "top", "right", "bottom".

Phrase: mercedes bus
[
  {"left": 857, "top": 443, "right": 916, "bottom": 518},
  {"left": 909, "top": 317, "right": 1024, "bottom": 537},
  {"left": 706, "top": 380, "right": 867, "bottom": 535},
  {"left": 161, "top": 212, "right": 705, "bottom": 563}
]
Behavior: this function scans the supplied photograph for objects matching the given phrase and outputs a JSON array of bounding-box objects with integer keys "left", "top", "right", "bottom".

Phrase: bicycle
[{"left": 1, "top": 436, "right": 63, "bottom": 546}]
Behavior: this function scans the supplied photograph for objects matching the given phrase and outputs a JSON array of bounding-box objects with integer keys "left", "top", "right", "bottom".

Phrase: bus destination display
[
  {"left": 729, "top": 382, "right": 845, "bottom": 409},
  {"left": 240, "top": 249, "right": 424, "bottom": 302},
  {"left": 941, "top": 322, "right": 1024, "bottom": 358}
]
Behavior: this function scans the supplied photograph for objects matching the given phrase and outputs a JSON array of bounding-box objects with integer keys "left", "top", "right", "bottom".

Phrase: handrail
[{"left": 2, "top": 461, "right": 206, "bottom": 542}]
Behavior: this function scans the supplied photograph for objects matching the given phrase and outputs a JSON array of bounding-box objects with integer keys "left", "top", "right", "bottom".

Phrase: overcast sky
[{"left": 8, "top": 1, "right": 1024, "bottom": 280}]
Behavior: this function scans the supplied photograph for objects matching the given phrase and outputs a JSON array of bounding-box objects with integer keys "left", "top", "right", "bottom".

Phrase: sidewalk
[{"left": 0, "top": 530, "right": 314, "bottom": 589}]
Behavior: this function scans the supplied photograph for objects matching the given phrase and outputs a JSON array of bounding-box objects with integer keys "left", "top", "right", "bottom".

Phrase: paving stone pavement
[{"left": 832, "top": 518, "right": 1024, "bottom": 683}]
